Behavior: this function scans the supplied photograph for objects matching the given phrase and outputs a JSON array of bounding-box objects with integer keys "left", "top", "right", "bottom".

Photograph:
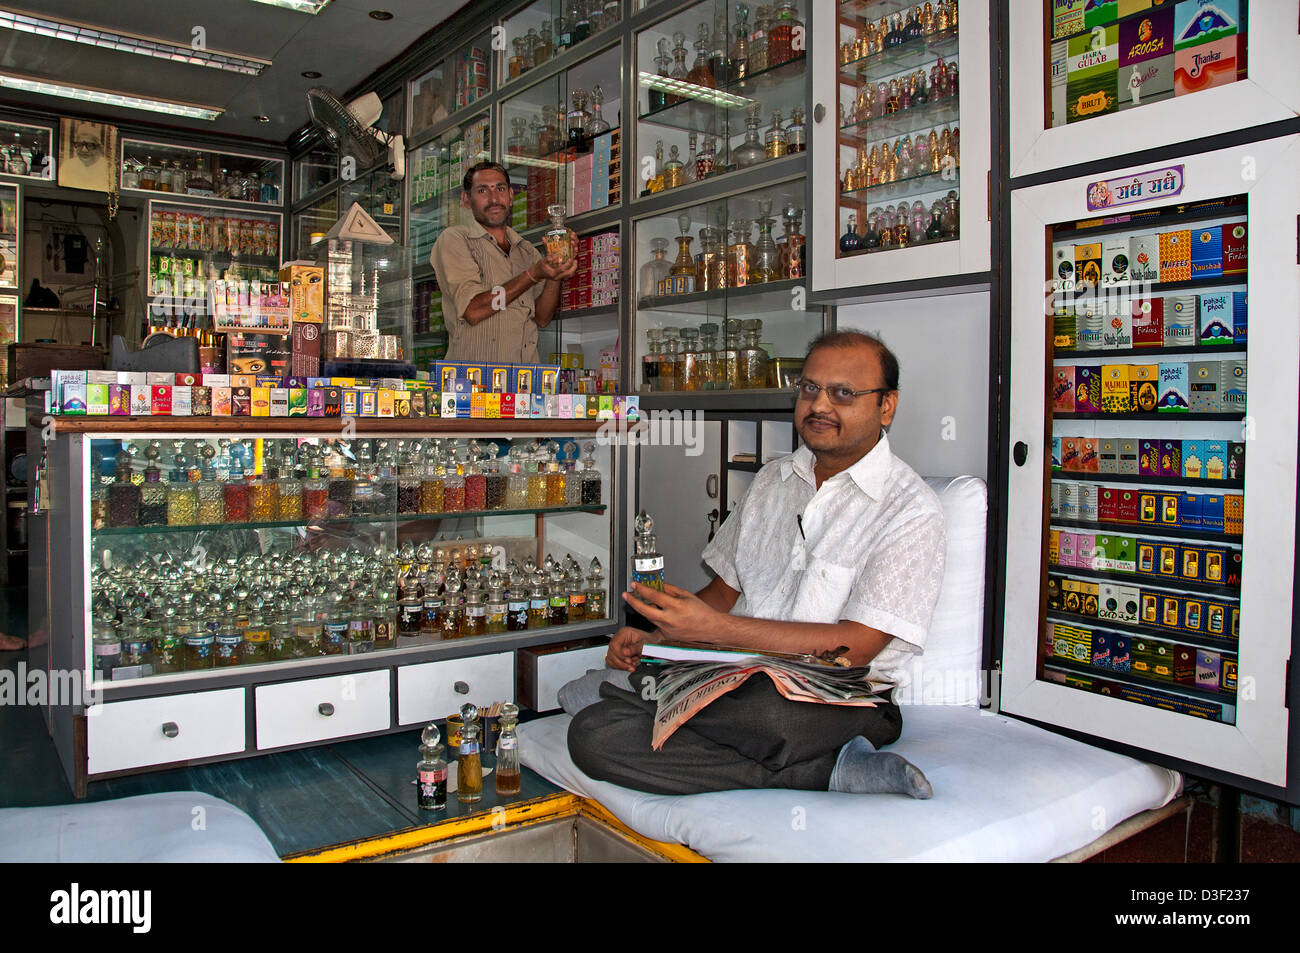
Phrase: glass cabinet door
[
  {"left": 409, "top": 29, "right": 494, "bottom": 140},
  {"left": 85, "top": 431, "right": 615, "bottom": 685},
  {"left": 1001, "top": 137, "right": 1300, "bottom": 787},
  {"left": 632, "top": 178, "right": 819, "bottom": 395},
  {"left": 293, "top": 192, "right": 338, "bottom": 259},
  {"left": 634, "top": 0, "right": 808, "bottom": 203},
  {"left": 293, "top": 145, "right": 339, "bottom": 203},
  {"left": 1010, "top": 2, "right": 1300, "bottom": 177},
  {"left": 121, "top": 138, "right": 284, "bottom": 207},
  {"left": 0, "top": 119, "right": 53, "bottom": 181},
  {"left": 409, "top": 113, "right": 492, "bottom": 269},
  {"left": 810, "top": 0, "right": 989, "bottom": 292},
  {"left": 497, "top": 0, "right": 624, "bottom": 92}
]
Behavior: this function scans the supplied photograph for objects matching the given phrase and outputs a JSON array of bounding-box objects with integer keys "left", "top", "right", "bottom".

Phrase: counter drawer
[
  {"left": 519, "top": 642, "right": 609, "bottom": 713},
  {"left": 87, "top": 688, "right": 246, "bottom": 775},
  {"left": 397, "top": 652, "right": 514, "bottom": 726},
  {"left": 255, "top": 670, "right": 390, "bottom": 750}
]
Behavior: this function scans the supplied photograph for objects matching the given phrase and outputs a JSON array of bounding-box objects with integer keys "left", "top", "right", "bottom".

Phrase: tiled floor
[{"left": 4, "top": 581, "right": 1298, "bottom": 861}]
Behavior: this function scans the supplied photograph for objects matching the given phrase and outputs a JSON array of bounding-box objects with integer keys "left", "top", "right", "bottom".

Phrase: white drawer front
[
  {"left": 87, "top": 688, "right": 246, "bottom": 775},
  {"left": 534, "top": 646, "right": 609, "bottom": 713},
  {"left": 397, "top": 652, "right": 514, "bottom": 726},
  {"left": 255, "top": 670, "right": 390, "bottom": 750}
]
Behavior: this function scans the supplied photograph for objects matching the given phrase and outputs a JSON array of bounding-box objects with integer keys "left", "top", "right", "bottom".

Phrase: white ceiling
[{"left": 0, "top": 0, "right": 465, "bottom": 143}]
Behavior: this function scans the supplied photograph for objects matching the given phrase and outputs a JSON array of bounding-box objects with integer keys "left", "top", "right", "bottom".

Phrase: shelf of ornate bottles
[
  {"left": 840, "top": 168, "right": 959, "bottom": 202},
  {"left": 838, "top": 28, "right": 959, "bottom": 83},
  {"left": 839, "top": 94, "right": 960, "bottom": 144},
  {"left": 637, "top": 53, "right": 808, "bottom": 137}
]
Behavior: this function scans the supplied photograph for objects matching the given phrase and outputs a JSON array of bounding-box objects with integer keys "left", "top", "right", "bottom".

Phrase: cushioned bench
[{"left": 518, "top": 476, "right": 1183, "bottom": 862}]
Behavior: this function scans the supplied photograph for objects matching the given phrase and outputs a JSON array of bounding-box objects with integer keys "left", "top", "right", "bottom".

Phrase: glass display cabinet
[
  {"left": 634, "top": 0, "right": 809, "bottom": 204},
  {"left": 1009, "top": 2, "right": 1300, "bottom": 178},
  {"left": 632, "top": 178, "right": 818, "bottom": 395},
  {"left": 293, "top": 146, "right": 338, "bottom": 203},
  {"left": 120, "top": 138, "right": 284, "bottom": 207},
  {"left": 0, "top": 182, "right": 16, "bottom": 380},
  {"left": 142, "top": 199, "right": 283, "bottom": 332},
  {"left": 409, "top": 29, "right": 495, "bottom": 140},
  {"left": 293, "top": 191, "right": 338, "bottom": 259},
  {"left": 497, "top": 0, "right": 625, "bottom": 92},
  {"left": 500, "top": 42, "right": 622, "bottom": 234},
  {"left": 34, "top": 419, "right": 621, "bottom": 793},
  {"left": 1001, "top": 135, "right": 1299, "bottom": 793},
  {"left": 0, "top": 118, "right": 53, "bottom": 181},
  {"left": 810, "top": 0, "right": 990, "bottom": 292},
  {"left": 409, "top": 113, "right": 492, "bottom": 270}
]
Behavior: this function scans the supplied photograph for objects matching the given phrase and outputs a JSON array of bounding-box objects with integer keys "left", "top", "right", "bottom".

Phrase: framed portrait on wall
[{"left": 58, "top": 118, "right": 117, "bottom": 193}]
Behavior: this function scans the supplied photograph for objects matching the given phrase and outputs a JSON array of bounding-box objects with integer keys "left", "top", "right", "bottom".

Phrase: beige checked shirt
[{"left": 430, "top": 218, "right": 547, "bottom": 363}]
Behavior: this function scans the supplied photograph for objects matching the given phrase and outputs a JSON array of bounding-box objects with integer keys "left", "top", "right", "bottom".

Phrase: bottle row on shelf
[
  {"left": 642, "top": 320, "right": 770, "bottom": 392},
  {"left": 1051, "top": 481, "right": 1243, "bottom": 537},
  {"left": 646, "top": 5, "right": 804, "bottom": 103},
  {"left": 642, "top": 103, "right": 805, "bottom": 197},
  {"left": 125, "top": 153, "right": 280, "bottom": 204},
  {"left": 91, "top": 437, "right": 603, "bottom": 531},
  {"left": 839, "top": 3, "right": 959, "bottom": 68},
  {"left": 838, "top": 194, "right": 959, "bottom": 254},
  {"left": 90, "top": 540, "right": 608, "bottom": 681},
  {"left": 504, "top": 2, "right": 624, "bottom": 83},
  {"left": 642, "top": 204, "right": 803, "bottom": 299}
]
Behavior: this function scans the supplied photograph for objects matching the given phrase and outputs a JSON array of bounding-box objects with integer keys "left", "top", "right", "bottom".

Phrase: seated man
[{"left": 564, "top": 330, "right": 946, "bottom": 798}]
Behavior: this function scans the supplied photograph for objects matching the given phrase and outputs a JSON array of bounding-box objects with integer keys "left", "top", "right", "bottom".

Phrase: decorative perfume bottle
[
  {"left": 839, "top": 213, "right": 862, "bottom": 254},
  {"left": 733, "top": 101, "right": 766, "bottom": 168},
  {"left": 640, "top": 237, "right": 671, "bottom": 302},
  {"left": 687, "top": 23, "right": 716, "bottom": 88},
  {"left": 631, "top": 510, "right": 666, "bottom": 592},
  {"left": 417, "top": 723, "right": 448, "bottom": 810},
  {"left": 650, "top": 37, "right": 672, "bottom": 110},
  {"left": 543, "top": 204, "right": 574, "bottom": 263},
  {"left": 495, "top": 703, "right": 522, "bottom": 795},
  {"left": 456, "top": 703, "right": 483, "bottom": 803},
  {"left": 585, "top": 557, "right": 606, "bottom": 619},
  {"left": 731, "top": 4, "right": 750, "bottom": 80}
]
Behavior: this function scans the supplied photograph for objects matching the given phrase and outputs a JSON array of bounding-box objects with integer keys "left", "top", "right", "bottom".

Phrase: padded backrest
[{"left": 893, "top": 475, "right": 988, "bottom": 707}]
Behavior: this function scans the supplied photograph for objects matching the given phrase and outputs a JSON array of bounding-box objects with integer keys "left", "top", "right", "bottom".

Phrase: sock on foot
[{"left": 828, "top": 736, "right": 933, "bottom": 798}]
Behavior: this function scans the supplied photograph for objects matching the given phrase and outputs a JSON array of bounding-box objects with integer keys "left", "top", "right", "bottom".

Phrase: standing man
[
  {"left": 563, "top": 330, "right": 947, "bottom": 798},
  {"left": 430, "top": 160, "right": 577, "bottom": 363}
]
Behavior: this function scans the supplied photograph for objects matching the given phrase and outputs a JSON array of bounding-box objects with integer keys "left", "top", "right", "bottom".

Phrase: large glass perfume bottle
[
  {"left": 728, "top": 219, "right": 753, "bottom": 287},
  {"left": 764, "top": 110, "right": 787, "bottom": 159},
  {"left": 749, "top": 5, "right": 770, "bottom": 72},
  {"left": 631, "top": 511, "right": 666, "bottom": 592},
  {"left": 650, "top": 37, "right": 672, "bottom": 110},
  {"left": 417, "top": 723, "right": 448, "bottom": 810},
  {"left": 696, "top": 225, "right": 722, "bottom": 292},
  {"left": 739, "top": 318, "right": 769, "bottom": 388},
  {"left": 585, "top": 558, "right": 606, "bottom": 619},
  {"left": 567, "top": 88, "right": 590, "bottom": 151},
  {"left": 750, "top": 201, "right": 781, "bottom": 283},
  {"left": 839, "top": 213, "right": 863, "bottom": 254},
  {"left": 579, "top": 442, "right": 601, "bottom": 505},
  {"left": 669, "top": 213, "right": 696, "bottom": 280},
  {"left": 642, "top": 328, "right": 662, "bottom": 392},
  {"left": 687, "top": 23, "right": 716, "bottom": 88},
  {"left": 543, "top": 204, "right": 574, "bottom": 263},
  {"left": 678, "top": 327, "right": 702, "bottom": 391},
  {"left": 733, "top": 102, "right": 766, "bottom": 168},
  {"left": 695, "top": 135, "right": 716, "bottom": 180},
  {"left": 731, "top": 4, "right": 750, "bottom": 80},
  {"left": 785, "top": 106, "right": 806, "bottom": 154},
  {"left": 640, "top": 236, "right": 671, "bottom": 301},
  {"left": 663, "top": 144, "right": 685, "bottom": 190},
  {"left": 456, "top": 703, "right": 483, "bottom": 803},
  {"left": 780, "top": 205, "right": 805, "bottom": 279},
  {"left": 587, "top": 84, "right": 612, "bottom": 137},
  {"left": 668, "top": 31, "right": 690, "bottom": 103},
  {"left": 495, "top": 702, "right": 522, "bottom": 795}
]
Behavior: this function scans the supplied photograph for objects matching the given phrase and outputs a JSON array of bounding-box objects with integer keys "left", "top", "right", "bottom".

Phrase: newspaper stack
[{"left": 641, "top": 645, "right": 891, "bottom": 751}]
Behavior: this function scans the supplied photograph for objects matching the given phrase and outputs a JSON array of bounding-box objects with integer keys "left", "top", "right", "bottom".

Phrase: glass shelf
[
  {"left": 840, "top": 168, "right": 959, "bottom": 201},
  {"left": 91, "top": 503, "right": 608, "bottom": 536},
  {"left": 839, "top": 94, "right": 960, "bottom": 142},
  {"left": 638, "top": 53, "right": 808, "bottom": 136},
  {"left": 838, "top": 29, "right": 959, "bottom": 82},
  {"left": 121, "top": 138, "right": 283, "bottom": 207},
  {"left": 0, "top": 119, "right": 52, "bottom": 181}
]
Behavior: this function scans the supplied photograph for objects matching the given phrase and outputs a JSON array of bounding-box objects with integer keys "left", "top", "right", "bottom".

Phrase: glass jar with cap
[{"left": 678, "top": 327, "right": 702, "bottom": 391}]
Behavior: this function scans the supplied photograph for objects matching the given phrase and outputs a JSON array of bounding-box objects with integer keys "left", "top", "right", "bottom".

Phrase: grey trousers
[{"left": 566, "top": 663, "right": 902, "bottom": 796}]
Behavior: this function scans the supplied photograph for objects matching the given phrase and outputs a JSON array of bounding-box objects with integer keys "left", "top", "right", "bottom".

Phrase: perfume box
[
  {"left": 173, "top": 371, "right": 200, "bottom": 387},
  {"left": 1100, "top": 365, "right": 1130, "bottom": 412},
  {"left": 1180, "top": 492, "right": 1203, "bottom": 528},
  {"left": 1157, "top": 362, "right": 1189, "bottom": 413},
  {"left": 85, "top": 382, "right": 109, "bottom": 416},
  {"left": 1174, "top": 36, "right": 1238, "bottom": 94},
  {"left": 171, "top": 386, "right": 192, "bottom": 417},
  {"left": 288, "top": 388, "right": 308, "bottom": 416},
  {"left": 305, "top": 388, "right": 324, "bottom": 417},
  {"left": 108, "top": 384, "right": 131, "bottom": 415},
  {"left": 1228, "top": 442, "right": 1245, "bottom": 480},
  {"left": 1128, "top": 234, "right": 1160, "bottom": 283},
  {"left": 1075, "top": 366, "right": 1102, "bottom": 412},
  {"left": 1158, "top": 230, "right": 1191, "bottom": 282},
  {"left": 1130, "top": 297, "right": 1163, "bottom": 347},
  {"left": 1118, "top": 440, "right": 1139, "bottom": 476},
  {"left": 1078, "top": 436, "right": 1099, "bottom": 472},
  {"left": 1182, "top": 439, "right": 1207, "bottom": 479},
  {"left": 1198, "top": 292, "right": 1233, "bottom": 344},
  {"left": 485, "top": 393, "right": 501, "bottom": 419},
  {"left": 1052, "top": 0, "right": 1088, "bottom": 38},
  {"left": 150, "top": 385, "right": 172, "bottom": 416},
  {"left": 1187, "top": 363, "right": 1220, "bottom": 412},
  {"left": 1052, "top": 367, "right": 1075, "bottom": 412},
  {"left": 1113, "top": 536, "right": 1137, "bottom": 574},
  {"left": 1159, "top": 491, "right": 1181, "bottom": 526},
  {"left": 1074, "top": 243, "right": 1103, "bottom": 287},
  {"left": 231, "top": 387, "right": 251, "bottom": 417},
  {"left": 1101, "top": 308, "right": 1133, "bottom": 349},
  {"left": 1120, "top": 5, "right": 1173, "bottom": 64},
  {"left": 1190, "top": 226, "right": 1223, "bottom": 280},
  {"left": 557, "top": 393, "right": 573, "bottom": 418},
  {"left": 1101, "top": 238, "right": 1130, "bottom": 285},
  {"left": 1098, "top": 438, "right": 1119, "bottom": 473},
  {"left": 469, "top": 393, "right": 487, "bottom": 418},
  {"left": 377, "top": 389, "right": 394, "bottom": 418},
  {"left": 212, "top": 387, "right": 231, "bottom": 416},
  {"left": 1052, "top": 246, "right": 1076, "bottom": 291},
  {"left": 1203, "top": 441, "right": 1228, "bottom": 481},
  {"left": 1220, "top": 360, "right": 1245, "bottom": 413},
  {"left": 360, "top": 390, "right": 379, "bottom": 418},
  {"left": 1163, "top": 295, "right": 1197, "bottom": 347},
  {"left": 270, "top": 387, "right": 289, "bottom": 417},
  {"left": 1139, "top": 439, "right": 1160, "bottom": 476},
  {"left": 1222, "top": 222, "right": 1247, "bottom": 275},
  {"left": 251, "top": 387, "right": 271, "bottom": 417},
  {"left": 1118, "top": 55, "right": 1175, "bottom": 110},
  {"left": 1232, "top": 291, "right": 1247, "bottom": 345},
  {"left": 192, "top": 386, "right": 211, "bottom": 417},
  {"left": 1159, "top": 440, "right": 1183, "bottom": 478}
]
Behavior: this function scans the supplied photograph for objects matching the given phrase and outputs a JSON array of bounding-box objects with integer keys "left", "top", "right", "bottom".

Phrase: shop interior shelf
[
  {"left": 838, "top": 95, "right": 960, "bottom": 143},
  {"left": 1046, "top": 610, "right": 1239, "bottom": 653},
  {"left": 637, "top": 54, "right": 807, "bottom": 136},
  {"left": 1050, "top": 565, "right": 1240, "bottom": 600},
  {"left": 1051, "top": 517, "right": 1240, "bottom": 543},
  {"left": 637, "top": 277, "right": 802, "bottom": 314},
  {"left": 835, "top": 233, "right": 956, "bottom": 257},
  {"left": 840, "top": 168, "right": 959, "bottom": 202},
  {"left": 1051, "top": 274, "right": 1247, "bottom": 300},
  {"left": 839, "top": 0, "right": 924, "bottom": 18},
  {"left": 91, "top": 503, "right": 608, "bottom": 536},
  {"left": 1054, "top": 412, "right": 1244, "bottom": 421},
  {"left": 838, "top": 30, "right": 958, "bottom": 84},
  {"left": 1054, "top": 473, "right": 1244, "bottom": 490},
  {"left": 1043, "top": 656, "right": 1235, "bottom": 704},
  {"left": 1049, "top": 198, "right": 1246, "bottom": 243},
  {"left": 1054, "top": 343, "right": 1247, "bottom": 359}
]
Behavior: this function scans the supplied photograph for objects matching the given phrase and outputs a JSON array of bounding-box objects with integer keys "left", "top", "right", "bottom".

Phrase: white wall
[{"left": 836, "top": 290, "right": 991, "bottom": 480}]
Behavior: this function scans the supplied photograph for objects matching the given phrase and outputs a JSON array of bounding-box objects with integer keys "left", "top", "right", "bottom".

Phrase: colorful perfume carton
[
  {"left": 1118, "top": 439, "right": 1139, "bottom": 476},
  {"left": 192, "top": 386, "right": 212, "bottom": 417},
  {"left": 288, "top": 388, "right": 308, "bottom": 416},
  {"left": 1159, "top": 491, "right": 1181, "bottom": 526},
  {"left": 1053, "top": 0, "right": 1088, "bottom": 38},
  {"left": 1059, "top": 481, "right": 1079, "bottom": 519},
  {"left": 1173, "top": 0, "right": 1239, "bottom": 49},
  {"left": 1138, "top": 491, "right": 1159, "bottom": 525},
  {"left": 1182, "top": 439, "right": 1207, "bottom": 479},
  {"left": 1190, "top": 226, "right": 1223, "bottom": 280},
  {"left": 377, "top": 389, "right": 394, "bottom": 418},
  {"left": 1053, "top": 367, "right": 1076, "bottom": 412},
  {"left": 1100, "top": 365, "right": 1131, "bottom": 412},
  {"left": 469, "top": 392, "right": 487, "bottom": 418},
  {"left": 1223, "top": 493, "right": 1243, "bottom": 536},
  {"left": 1109, "top": 634, "right": 1131, "bottom": 672},
  {"left": 1101, "top": 308, "right": 1133, "bottom": 349},
  {"left": 1085, "top": 0, "right": 1118, "bottom": 29},
  {"left": 487, "top": 366, "right": 511, "bottom": 394},
  {"left": 1201, "top": 495, "right": 1225, "bottom": 532},
  {"left": 1078, "top": 437, "right": 1100, "bottom": 472},
  {"left": 1196, "top": 292, "right": 1232, "bottom": 345},
  {"left": 1174, "top": 35, "right": 1237, "bottom": 94},
  {"left": 85, "top": 382, "right": 109, "bottom": 416},
  {"left": 1120, "top": 5, "right": 1174, "bottom": 64},
  {"left": 1052, "top": 436, "right": 1063, "bottom": 471},
  {"left": 1222, "top": 222, "right": 1247, "bottom": 275},
  {"left": 171, "top": 386, "right": 192, "bottom": 417},
  {"left": 1156, "top": 542, "right": 1182, "bottom": 580},
  {"left": 1118, "top": 489, "right": 1140, "bottom": 523},
  {"left": 1162, "top": 295, "right": 1197, "bottom": 347},
  {"left": 1203, "top": 441, "right": 1227, "bottom": 481},
  {"left": 231, "top": 387, "right": 251, "bottom": 416},
  {"left": 1181, "top": 546, "right": 1207, "bottom": 584},
  {"left": 1091, "top": 630, "right": 1114, "bottom": 670},
  {"left": 1188, "top": 363, "right": 1220, "bottom": 413},
  {"left": 1074, "top": 243, "right": 1104, "bottom": 288},
  {"left": 485, "top": 393, "right": 501, "bottom": 419},
  {"left": 1052, "top": 245, "right": 1077, "bottom": 291},
  {"left": 212, "top": 387, "right": 231, "bottom": 417},
  {"left": 1100, "top": 238, "right": 1130, "bottom": 285},
  {"left": 1159, "top": 440, "right": 1183, "bottom": 478},
  {"left": 1196, "top": 651, "right": 1222, "bottom": 690},
  {"left": 1227, "top": 442, "right": 1245, "bottom": 480},
  {"left": 150, "top": 385, "right": 172, "bottom": 416},
  {"left": 1099, "top": 439, "right": 1119, "bottom": 473},
  {"left": 267, "top": 387, "right": 287, "bottom": 417},
  {"left": 341, "top": 388, "right": 359, "bottom": 418},
  {"left": 1157, "top": 362, "right": 1188, "bottom": 412},
  {"left": 250, "top": 387, "right": 271, "bottom": 416},
  {"left": 1232, "top": 291, "right": 1247, "bottom": 345},
  {"left": 1055, "top": 623, "right": 1092, "bottom": 664},
  {"left": 1075, "top": 366, "right": 1102, "bottom": 412},
  {"left": 1131, "top": 298, "right": 1163, "bottom": 347},
  {"left": 499, "top": 393, "right": 514, "bottom": 418},
  {"left": 1119, "top": 54, "right": 1176, "bottom": 109},
  {"left": 1053, "top": 306, "right": 1077, "bottom": 348},
  {"left": 323, "top": 386, "right": 342, "bottom": 417},
  {"left": 557, "top": 393, "right": 573, "bottom": 419},
  {"left": 1075, "top": 302, "right": 1104, "bottom": 350},
  {"left": 1205, "top": 602, "right": 1228, "bottom": 638},
  {"left": 1219, "top": 360, "right": 1245, "bottom": 413},
  {"left": 1138, "top": 440, "right": 1160, "bottom": 476},
  {"left": 1128, "top": 234, "right": 1161, "bottom": 283},
  {"left": 108, "top": 384, "right": 131, "bottom": 415},
  {"left": 1158, "top": 230, "right": 1192, "bottom": 282}
]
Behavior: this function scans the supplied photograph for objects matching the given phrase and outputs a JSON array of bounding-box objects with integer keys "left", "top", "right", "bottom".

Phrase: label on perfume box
[
  {"left": 1220, "top": 361, "right": 1245, "bottom": 413},
  {"left": 1129, "top": 364, "right": 1159, "bottom": 412},
  {"left": 1075, "top": 366, "right": 1102, "bottom": 412},
  {"left": 1120, "top": 6, "right": 1173, "bottom": 64},
  {"left": 1190, "top": 226, "right": 1223, "bottom": 280},
  {"left": 1100, "top": 365, "right": 1131, "bottom": 412},
  {"left": 1188, "top": 362, "right": 1221, "bottom": 413},
  {"left": 1158, "top": 230, "right": 1191, "bottom": 282},
  {"left": 1157, "top": 363, "right": 1189, "bottom": 413},
  {"left": 1131, "top": 297, "right": 1163, "bottom": 347},
  {"left": 1128, "top": 235, "right": 1160, "bottom": 283},
  {"left": 1222, "top": 222, "right": 1247, "bottom": 275},
  {"left": 1119, "top": 54, "right": 1175, "bottom": 109},
  {"left": 1174, "top": 35, "right": 1237, "bottom": 94},
  {"left": 1101, "top": 309, "right": 1133, "bottom": 349},
  {"left": 1163, "top": 295, "right": 1197, "bottom": 347},
  {"left": 1198, "top": 292, "right": 1233, "bottom": 344}
]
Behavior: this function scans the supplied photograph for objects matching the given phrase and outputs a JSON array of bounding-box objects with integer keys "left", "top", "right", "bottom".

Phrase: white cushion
[{"left": 892, "top": 476, "right": 987, "bottom": 706}]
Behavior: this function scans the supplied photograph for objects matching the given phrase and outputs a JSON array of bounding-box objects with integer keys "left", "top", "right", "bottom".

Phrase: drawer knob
[
  {"left": 453, "top": 681, "right": 470, "bottom": 695},
  {"left": 161, "top": 722, "right": 179, "bottom": 738},
  {"left": 318, "top": 702, "right": 335, "bottom": 716}
]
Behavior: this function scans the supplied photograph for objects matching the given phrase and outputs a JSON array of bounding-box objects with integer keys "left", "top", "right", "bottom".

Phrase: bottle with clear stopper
[
  {"left": 417, "top": 723, "right": 448, "bottom": 810},
  {"left": 631, "top": 510, "right": 666, "bottom": 592},
  {"left": 495, "top": 702, "right": 522, "bottom": 795},
  {"left": 456, "top": 703, "right": 483, "bottom": 803}
]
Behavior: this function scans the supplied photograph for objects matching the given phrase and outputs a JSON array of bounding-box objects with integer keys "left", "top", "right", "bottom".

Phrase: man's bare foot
[{"left": 0, "top": 633, "right": 25, "bottom": 651}]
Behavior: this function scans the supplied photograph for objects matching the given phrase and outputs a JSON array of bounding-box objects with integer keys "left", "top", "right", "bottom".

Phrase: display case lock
[
  {"left": 454, "top": 681, "right": 470, "bottom": 695},
  {"left": 1013, "top": 442, "right": 1028, "bottom": 467},
  {"left": 813, "top": 103, "right": 825, "bottom": 123},
  {"left": 161, "top": 722, "right": 178, "bottom": 738},
  {"left": 318, "top": 702, "right": 335, "bottom": 716}
]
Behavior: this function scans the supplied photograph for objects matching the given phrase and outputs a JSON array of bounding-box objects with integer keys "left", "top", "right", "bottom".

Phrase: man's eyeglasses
[{"left": 792, "top": 379, "right": 892, "bottom": 406}]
